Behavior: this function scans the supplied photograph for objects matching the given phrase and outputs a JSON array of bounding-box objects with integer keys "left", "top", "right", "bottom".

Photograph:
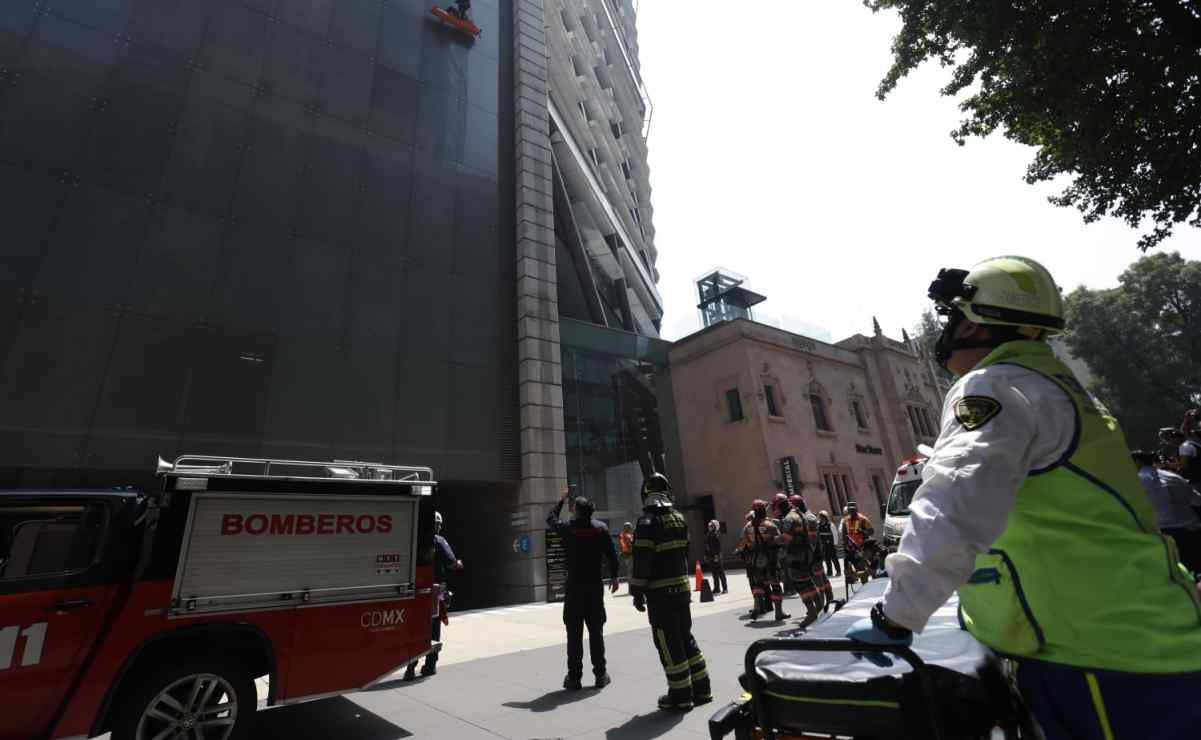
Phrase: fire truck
[{"left": 0, "top": 455, "right": 440, "bottom": 740}]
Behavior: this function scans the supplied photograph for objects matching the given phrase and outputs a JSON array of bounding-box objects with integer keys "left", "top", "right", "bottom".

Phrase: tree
[
  {"left": 912, "top": 307, "right": 955, "bottom": 386},
  {"left": 1063, "top": 252, "right": 1201, "bottom": 446},
  {"left": 866, "top": 1, "right": 1201, "bottom": 249}
]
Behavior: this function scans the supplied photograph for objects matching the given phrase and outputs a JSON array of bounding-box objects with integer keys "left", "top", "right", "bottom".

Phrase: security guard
[
  {"left": 547, "top": 488, "right": 620, "bottom": 690},
  {"left": 630, "top": 473, "right": 711, "bottom": 711},
  {"left": 847, "top": 256, "right": 1201, "bottom": 740},
  {"left": 740, "top": 499, "right": 789, "bottom": 621}
]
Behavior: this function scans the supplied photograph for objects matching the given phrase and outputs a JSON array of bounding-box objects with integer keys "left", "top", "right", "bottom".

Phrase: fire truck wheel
[{"left": 111, "top": 657, "right": 256, "bottom": 740}]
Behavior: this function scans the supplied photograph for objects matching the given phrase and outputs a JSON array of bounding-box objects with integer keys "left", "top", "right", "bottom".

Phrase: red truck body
[{"left": 0, "top": 456, "right": 439, "bottom": 740}]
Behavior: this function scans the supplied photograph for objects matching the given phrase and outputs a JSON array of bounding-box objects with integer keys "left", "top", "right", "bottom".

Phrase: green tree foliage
[
  {"left": 866, "top": 0, "right": 1201, "bottom": 249},
  {"left": 912, "top": 308, "right": 955, "bottom": 385},
  {"left": 1063, "top": 252, "right": 1201, "bottom": 446}
]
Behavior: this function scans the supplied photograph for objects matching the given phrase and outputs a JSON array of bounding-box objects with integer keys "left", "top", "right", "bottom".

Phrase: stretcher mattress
[{"left": 751, "top": 578, "right": 994, "bottom": 737}]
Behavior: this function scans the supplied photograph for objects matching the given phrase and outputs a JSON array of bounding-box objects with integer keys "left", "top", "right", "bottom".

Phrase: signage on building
[
  {"left": 855, "top": 444, "right": 884, "bottom": 456},
  {"left": 545, "top": 528, "right": 568, "bottom": 603},
  {"left": 779, "top": 456, "right": 800, "bottom": 496}
]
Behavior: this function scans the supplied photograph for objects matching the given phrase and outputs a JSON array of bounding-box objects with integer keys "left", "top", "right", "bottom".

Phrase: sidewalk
[
  {"left": 439, "top": 568, "right": 764, "bottom": 668},
  {"left": 245, "top": 568, "right": 852, "bottom": 739}
]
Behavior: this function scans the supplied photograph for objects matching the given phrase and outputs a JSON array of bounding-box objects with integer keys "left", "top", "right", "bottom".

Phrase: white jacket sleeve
[{"left": 880, "top": 365, "right": 1071, "bottom": 632}]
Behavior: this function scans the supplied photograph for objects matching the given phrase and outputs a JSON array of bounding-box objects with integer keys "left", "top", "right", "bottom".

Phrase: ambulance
[{"left": 882, "top": 447, "right": 932, "bottom": 553}]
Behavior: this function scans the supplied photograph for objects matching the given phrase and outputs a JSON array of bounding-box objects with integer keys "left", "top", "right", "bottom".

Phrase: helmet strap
[{"left": 934, "top": 307, "right": 1022, "bottom": 371}]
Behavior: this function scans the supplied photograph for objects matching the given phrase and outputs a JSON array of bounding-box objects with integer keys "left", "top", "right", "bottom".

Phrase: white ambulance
[{"left": 882, "top": 446, "right": 933, "bottom": 553}]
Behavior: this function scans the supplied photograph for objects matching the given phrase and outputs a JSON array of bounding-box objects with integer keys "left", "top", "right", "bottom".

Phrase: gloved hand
[
  {"left": 846, "top": 602, "right": 912, "bottom": 667},
  {"left": 633, "top": 594, "right": 646, "bottom": 612}
]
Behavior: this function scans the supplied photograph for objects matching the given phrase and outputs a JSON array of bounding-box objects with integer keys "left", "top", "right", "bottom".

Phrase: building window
[
  {"left": 841, "top": 475, "right": 852, "bottom": 502},
  {"left": 908, "top": 405, "right": 935, "bottom": 438},
  {"left": 810, "top": 394, "right": 832, "bottom": 431},
  {"left": 920, "top": 407, "right": 937, "bottom": 436},
  {"left": 577, "top": 100, "right": 588, "bottom": 123},
  {"left": 726, "top": 389, "right": 744, "bottom": 422},
  {"left": 588, "top": 147, "right": 600, "bottom": 168},
  {"left": 852, "top": 400, "right": 868, "bottom": 429},
  {"left": 764, "top": 385, "right": 780, "bottom": 416},
  {"left": 620, "top": 159, "right": 632, "bottom": 179}
]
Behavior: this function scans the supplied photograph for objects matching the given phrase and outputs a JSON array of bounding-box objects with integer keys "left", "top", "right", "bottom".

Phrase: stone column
[{"left": 512, "top": 0, "right": 566, "bottom": 602}]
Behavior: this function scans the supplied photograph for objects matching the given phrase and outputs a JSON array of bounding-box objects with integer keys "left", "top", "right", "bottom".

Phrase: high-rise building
[{"left": 0, "top": 0, "right": 664, "bottom": 605}]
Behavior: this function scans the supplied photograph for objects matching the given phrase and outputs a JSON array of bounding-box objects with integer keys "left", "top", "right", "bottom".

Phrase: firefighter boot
[
  {"left": 773, "top": 599, "right": 790, "bottom": 622},
  {"left": 658, "top": 693, "right": 694, "bottom": 712},
  {"left": 402, "top": 663, "right": 417, "bottom": 681}
]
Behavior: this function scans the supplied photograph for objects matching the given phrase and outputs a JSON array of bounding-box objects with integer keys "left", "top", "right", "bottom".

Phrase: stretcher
[{"left": 709, "top": 578, "right": 1035, "bottom": 740}]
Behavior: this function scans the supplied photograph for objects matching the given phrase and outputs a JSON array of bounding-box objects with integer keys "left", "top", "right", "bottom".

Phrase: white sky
[{"left": 635, "top": 2, "right": 1201, "bottom": 343}]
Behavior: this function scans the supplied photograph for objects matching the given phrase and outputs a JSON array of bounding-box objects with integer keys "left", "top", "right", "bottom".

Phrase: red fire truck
[{"left": 0, "top": 455, "right": 440, "bottom": 740}]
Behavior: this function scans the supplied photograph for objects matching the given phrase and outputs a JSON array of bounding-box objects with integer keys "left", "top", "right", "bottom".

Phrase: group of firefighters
[{"left": 730, "top": 496, "right": 880, "bottom": 625}]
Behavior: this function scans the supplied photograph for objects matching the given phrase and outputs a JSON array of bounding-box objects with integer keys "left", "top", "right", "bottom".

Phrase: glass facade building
[{"left": 0, "top": 0, "right": 667, "bottom": 605}]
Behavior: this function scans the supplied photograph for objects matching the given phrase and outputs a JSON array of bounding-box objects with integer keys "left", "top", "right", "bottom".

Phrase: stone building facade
[{"left": 663, "top": 318, "right": 947, "bottom": 557}]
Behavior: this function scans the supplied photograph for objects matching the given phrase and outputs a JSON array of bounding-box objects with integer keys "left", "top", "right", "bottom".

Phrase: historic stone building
[{"left": 662, "top": 317, "right": 948, "bottom": 556}]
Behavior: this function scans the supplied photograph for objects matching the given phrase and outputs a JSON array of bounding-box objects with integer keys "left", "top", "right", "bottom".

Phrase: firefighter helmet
[
  {"left": 788, "top": 494, "right": 806, "bottom": 512},
  {"left": 641, "top": 472, "right": 671, "bottom": 501}
]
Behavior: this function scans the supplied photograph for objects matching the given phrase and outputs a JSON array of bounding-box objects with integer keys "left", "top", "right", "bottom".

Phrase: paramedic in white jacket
[{"left": 847, "top": 256, "right": 1201, "bottom": 740}]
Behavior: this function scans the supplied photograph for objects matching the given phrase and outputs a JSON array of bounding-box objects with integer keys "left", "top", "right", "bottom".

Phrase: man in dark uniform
[
  {"left": 547, "top": 487, "right": 620, "bottom": 690},
  {"left": 630, "top": 473, "right": 711, "bottom": 711},
  {"left": 405, "top": 511, "right": 462, "bottom": 680}
]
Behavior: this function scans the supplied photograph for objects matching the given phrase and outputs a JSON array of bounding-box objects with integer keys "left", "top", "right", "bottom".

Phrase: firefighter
[
  {"left": 794, "top": 495, "right": 834, "bottom": 608},
  {"left": 629, "top": 473, "right": 711, "bottom": 711},
  {"left": 734, "top": 511, "right": 763, "bottom": 617},
  {"left": 847, "top": 256, "right": 1201, "bottom": 740},
  {"left": 547, "top": 488, "right": 620, "bottom": 690},
  {"left": 443, "top": 0, "right": 471, "bottom": 21},
  {"left": 405, "top": 511, "right": 462, "bottom": 680},
  {"left": 778, "top": 494, "right": 822, "bottom": 625},
  {"left": 840, "top": 502, "right": 874, "bottom": 585},
  {"left": 740, "top": 499, "right": 789, "bottom": 621}
]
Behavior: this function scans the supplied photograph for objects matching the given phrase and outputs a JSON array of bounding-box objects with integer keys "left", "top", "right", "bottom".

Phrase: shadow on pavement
[
  {"left": 604, "top": 710, "right": 686, "bottom": 739},
  {"left": 503, "top": 688, "right": 595, "bottom": 712},
  {"left": 254, "top": 696, "right": 412, "bottom": 739},
  {"left": 368, "top": 675, "right": 424, "bottom": 692}
]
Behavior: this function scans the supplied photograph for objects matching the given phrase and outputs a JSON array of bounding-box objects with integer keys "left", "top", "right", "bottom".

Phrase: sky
[{"left": 634, "top": 2, "right": 1201, "bottom": 344}]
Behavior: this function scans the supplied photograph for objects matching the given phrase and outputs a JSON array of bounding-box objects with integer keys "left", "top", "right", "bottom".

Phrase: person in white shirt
[{"left": 1132, "top": 450, "right": 1201, "bottom": 574}]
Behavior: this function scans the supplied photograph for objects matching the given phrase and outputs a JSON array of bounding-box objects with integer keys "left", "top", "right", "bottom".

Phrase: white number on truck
[{"left": 0, "top": 622, "right": 47, "bottom": 669}]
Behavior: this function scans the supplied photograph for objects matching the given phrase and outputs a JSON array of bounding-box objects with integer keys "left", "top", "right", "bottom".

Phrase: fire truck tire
[{"left": 110, "top": 657, "right": 256, "bottom": 740}]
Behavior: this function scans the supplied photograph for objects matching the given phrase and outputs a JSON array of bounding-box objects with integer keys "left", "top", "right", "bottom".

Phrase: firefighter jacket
[
  {"left": 629, "top": 496, "right": 692, "bottom": 602},
  {"left": 883, "top": 340, "right": 1201, "bottom": 673},
  {"left": 779, "top": 509, "right": 814, "bottom": 563}
]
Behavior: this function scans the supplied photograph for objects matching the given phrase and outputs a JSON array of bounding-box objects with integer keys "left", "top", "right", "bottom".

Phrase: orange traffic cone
[{"left": 694, "top": 561, "right": 703, "bottom": 592}]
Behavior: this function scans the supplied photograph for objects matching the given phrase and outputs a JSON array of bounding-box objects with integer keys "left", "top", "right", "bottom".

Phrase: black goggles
[{"left": 928, "top": 268, "right": 977, "bottom": 304}]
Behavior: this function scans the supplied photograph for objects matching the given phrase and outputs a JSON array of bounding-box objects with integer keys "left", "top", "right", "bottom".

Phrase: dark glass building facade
[{"left": 0, "top": 0, "right": 518, "bottom": 604}]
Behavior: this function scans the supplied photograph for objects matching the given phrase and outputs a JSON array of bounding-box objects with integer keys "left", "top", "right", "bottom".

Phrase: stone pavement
[{"left": 248, "top": 568, "right": 854, "bottom": 739}]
